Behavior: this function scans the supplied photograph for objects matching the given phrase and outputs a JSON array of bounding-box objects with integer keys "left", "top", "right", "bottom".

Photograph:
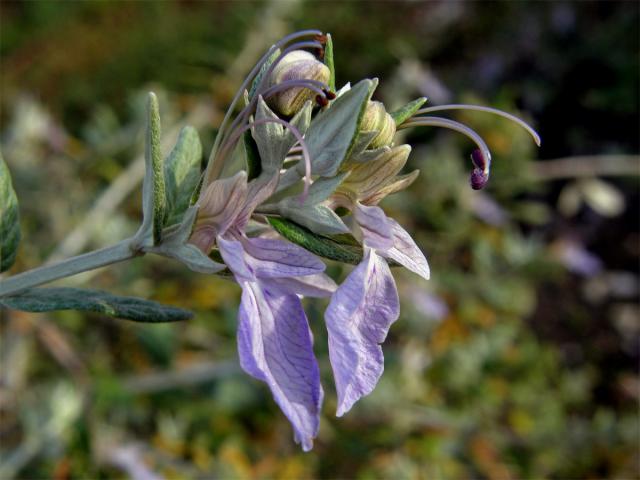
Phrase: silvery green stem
[{"left": 0, "top": 239, "right": 140, "bottom": 297}]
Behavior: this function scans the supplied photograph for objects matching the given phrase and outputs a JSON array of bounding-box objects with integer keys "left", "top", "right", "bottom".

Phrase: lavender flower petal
[
  {"left": 237, "top": 280, "right": 323, "bottom": 451},
  {"left": 382, "top": 218, "right": 430, "bottom": 280},
  {"left": 190, "top": 172, "right": 248, "bottom": 252},
  {"left": 325, "top": 249, "right": 400, "bottom": 416},
  {"left": 241, "top": 236, "right": 326, "bottom": 278},
  {"left": 270, "top": 272, "right": 338, "bottom": 298},
  {"left": 353, "top": 203, "right": 394, "bottom": 250}
]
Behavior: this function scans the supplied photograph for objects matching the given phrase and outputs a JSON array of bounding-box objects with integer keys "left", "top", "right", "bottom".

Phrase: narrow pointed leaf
[
  {"left": 299, "top": 79, "right": 372, "bottom": 177},
  {"left": 268, "top": 217, "right": 363, "bottom": 265},
  {"left": 164, "top": 126, "right": 203, "bottom": 227},
  {"left": 0, "top": 154, "right": 20, "bottom": 272},
  {"left": 140, "top": 92, "right": 166, "bottom": 245},
  {"left": 1, "top": 288, "right": 192, "bottom": 322},
  {"left": 390, "top": 97, "right": 427, "bottom": 126},
  {"left": 323, "top": 33, "right": 335, "bottom": 91},
  {"left": 279, "top": 204, "right": 349, "bottom": 236}
]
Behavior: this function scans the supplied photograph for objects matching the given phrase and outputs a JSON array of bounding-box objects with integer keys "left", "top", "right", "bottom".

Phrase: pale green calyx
[
  {"left": 360, "top": 100, "right": 396, "bottom": 149},
  {"left": 267, "top": 50, "right": 331, "bottom": 117}
]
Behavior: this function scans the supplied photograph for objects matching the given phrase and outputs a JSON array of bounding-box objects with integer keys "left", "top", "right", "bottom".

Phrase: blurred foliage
[{"left": 1, "top": 1, "right": 638, "bottom": 479}]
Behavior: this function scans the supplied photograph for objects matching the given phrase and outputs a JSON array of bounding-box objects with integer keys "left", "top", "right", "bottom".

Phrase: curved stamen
[
  {"left": 399, "top": 117, "right": 493, "bottom": 189},
  {"left": 202, "top": 31, "right": 322, "bottom": 191},
  {"left": 218, "top": 78, "right": 330, "bottom": 161},
  {"left": 414, "top": 104, "right": 541, "bottom": 146},
  {"left": 214, "top": 117, "right": 313, "bottom": 201}
]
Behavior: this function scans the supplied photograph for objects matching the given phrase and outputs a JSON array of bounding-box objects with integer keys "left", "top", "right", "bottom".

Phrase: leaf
[
  {"left": 0, "top": 153, "right": 20, "bottom": 272},
  {"left": 147, "top": 207, "right": 226, "bottom": 274},
  {"left": 390, "top": 97, "right": 427, "bottom": 126},
  {"left": 276, "top": 173, "right": 350, "bottom": 235},
  {"left": 279, "top": 204, "right": 349, "bottom": 236},
  {"left": 164, "top": 126, "right": 203, "bottom": 227},
  {"left": 253, "top": 97, "right": 312, "bottom": 175},
  {"left": 323, "top": 33, "right": 336, "bottom": 91},
  {"left": 299, "top": 79, "right": 373, "bottom": 177},
  {"left": 268, "top": 217, "right": 363, "bottom": 265},
  {"left": 139, "top": 92, "right": 166, "bottom": 245},
  {"left": 0, "top": 287, "right": 193, "bottom": 323}
]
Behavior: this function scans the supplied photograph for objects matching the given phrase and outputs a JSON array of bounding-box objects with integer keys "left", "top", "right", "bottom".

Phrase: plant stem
[{"left": 0, "top": 240, "right": 141, "bottom": 297}]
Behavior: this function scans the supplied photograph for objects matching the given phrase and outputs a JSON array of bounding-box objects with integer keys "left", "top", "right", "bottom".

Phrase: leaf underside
[{"left": 1, "top": 287, "right": 193, "bottom": 323}]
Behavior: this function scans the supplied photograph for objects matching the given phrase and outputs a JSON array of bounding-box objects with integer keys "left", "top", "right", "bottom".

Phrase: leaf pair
[{"left": 136, "top": 93, "right": 203, "bottom": 245}]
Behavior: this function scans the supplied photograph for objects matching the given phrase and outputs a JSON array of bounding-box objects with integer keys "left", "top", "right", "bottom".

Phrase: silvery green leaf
[
  {"left": 268, "top": 217, "right": 363, "bottom": 265},
  {"left": 390, "top": 97, "right": 427, "bottom": 126},
  {"left": 298, "top": 79, "right": 372, "bottom": 177},
  {"left": 253, "top": 97, "right": 312, "bottom": 175},
  {"left": 324, "top": 33, "right": 336, "bottom": 91},
  {"left": 164, "top": 126, "right": 203, "bottom": 227},
  {"left": 154, "top": 243, "right": 225, "bottom": 274},
  {"left": 0, "top": 287, "right": 192, "bottom": 323},
  {"left": 279, "top": 203, "right": 349, "bottom": 236},
  {"left": 147, "top": 206, "right": 226, "bottom": 274},
  {"left": 299, "top": 173, "right": 349, "bottom": 206},
  {"left": 350, "top": 131, "right": 377, "bottom": 155},
  {"left": 138, "top": 92, "right": 166, "bottom": 245},
  {"left": 0, "top": 153, "right": 20, "bottom": 272}
]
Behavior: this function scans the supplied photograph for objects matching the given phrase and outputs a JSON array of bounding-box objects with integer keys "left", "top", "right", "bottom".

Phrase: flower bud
[
  {"left": 360, "top": 101, "right": 396, "bottom": 149},
  {"left": 267, "top": 50, "right": 330, "bottom": 117}
]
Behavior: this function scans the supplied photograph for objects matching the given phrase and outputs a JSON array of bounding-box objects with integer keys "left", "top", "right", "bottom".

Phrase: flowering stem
[{"left": 0, "top": 239, "right": 141, "bottom": 297}]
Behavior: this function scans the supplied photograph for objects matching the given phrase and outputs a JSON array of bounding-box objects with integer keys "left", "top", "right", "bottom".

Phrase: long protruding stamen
[
  {"left": 214, "top": 116, "right": 313, "bottom": 201},
  {"left": 399, "top": 117, "right": 493, "bottom": 190},
  {"left": 414, "top": 104, "right": 541, "bottom": 146},
  {"left": 202, "top": 30, "right": 322, "bottom": 192},
  {"left": 218, "top": 78, "right": 330, "bottom": 162}
]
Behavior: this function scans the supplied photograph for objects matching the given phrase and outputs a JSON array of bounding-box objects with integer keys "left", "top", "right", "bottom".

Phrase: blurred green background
[{"left": 1, "top": 1, "right": 638, "bottom": 478}]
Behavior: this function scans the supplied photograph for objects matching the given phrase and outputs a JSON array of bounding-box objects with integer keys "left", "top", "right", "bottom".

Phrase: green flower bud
[
  {"left": 360, "top": 100, "right": 396, "bottom": 149},
  {"left": 267, "top": 50, "right": 331, "bottom": 117}
]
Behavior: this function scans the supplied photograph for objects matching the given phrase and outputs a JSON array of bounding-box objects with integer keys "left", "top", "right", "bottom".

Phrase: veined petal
[
  {"left": 382, "top": 218, "right": 430, "bottom": 280},
  {"left": 241, "top": 236, "right": 326, "bottom": 278},
  {"left": 353, "top": 203, "right": 394, "bottom": 250},
  {"left": 237, "top": 280, "right": 323, "bottom": 451},
  {"left": 365, "top": 170, "right": 419, "bottom": 205},
  {"left": 325, "top": 249, "right": 400, "bottom": 416},
  {"left": 270, "top": 272, "right": 338, "bottom": 298},
  {"left": 218, "top": 236, "right": 255, "bottom": 281},
  {"left": 190, "top": 172, "right": 248, "bottom": 253},
  {"left": 235, "top": 174, "right": 279, "bottom": 230}
]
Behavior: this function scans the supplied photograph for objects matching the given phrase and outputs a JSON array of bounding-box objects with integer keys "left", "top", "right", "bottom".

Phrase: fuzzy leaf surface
[
  {"left": 268, "top": 217, "right": 363, "bottom": 264},
  {"left": 1, "top": 288, "right": 192, "bottom": 323},
  {"left": 164, "top": 126, "right": 203, "bottom": 227},
  {"left": 390, "top": 97, "right": 427, "bottom": 126},
  {"left": 299, "top": 79, "right": 372, "bottom": 177}
]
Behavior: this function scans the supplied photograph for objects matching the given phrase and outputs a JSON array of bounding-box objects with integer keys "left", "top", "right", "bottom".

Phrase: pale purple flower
[{"left": 191, "top": 170, "right": 337, "bottom": 450}]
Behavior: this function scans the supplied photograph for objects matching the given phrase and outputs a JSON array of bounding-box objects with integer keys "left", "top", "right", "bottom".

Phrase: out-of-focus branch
[
  {"left": 120, "top": 361, "right": 239, "bottom": 395},
  {"left": 532, "top": 155, "right": 639, "bottom": 181},
  {"left": 47, "top": 105, "right": 213, "bottom": 263}
]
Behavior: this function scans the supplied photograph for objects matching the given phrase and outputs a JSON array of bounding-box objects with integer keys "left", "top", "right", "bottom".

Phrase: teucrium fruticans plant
[{"left": 0, "top": 30, "right": 540, "bottom": 450}]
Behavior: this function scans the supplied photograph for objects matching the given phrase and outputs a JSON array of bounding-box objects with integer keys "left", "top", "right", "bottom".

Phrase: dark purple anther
[
  {"left": 324, "top": 89, "right": 337, "bottom": 100},
  {"left": 316, "top": 94, "right": 329, "bottom": 107},
  {"left": 471, "top": 148, "right": 486, "bottom": 170},
  {"left": 470, "top": 168, "right": 488, "bottom": 190}
]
